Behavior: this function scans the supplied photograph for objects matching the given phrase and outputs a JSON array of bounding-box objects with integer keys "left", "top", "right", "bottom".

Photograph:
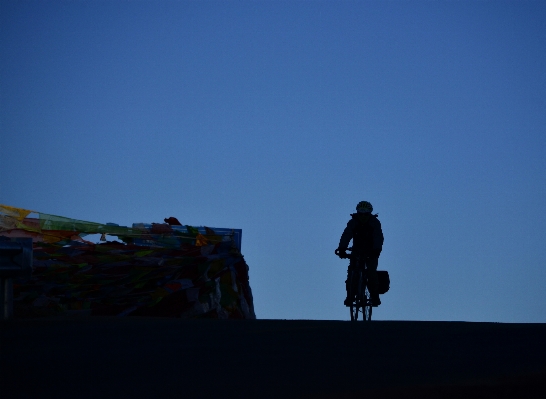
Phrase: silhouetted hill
[{"left": 1, "top": 318, "right": 545, "bottom": 398}]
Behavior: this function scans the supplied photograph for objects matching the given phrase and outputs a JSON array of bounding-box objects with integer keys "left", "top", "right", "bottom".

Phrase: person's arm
[
  {"left": 371, "top": 217, "right": 384, "bottom": 257},
  {"left": 338, "top": 219, "right": 355, "bottom": 251}
]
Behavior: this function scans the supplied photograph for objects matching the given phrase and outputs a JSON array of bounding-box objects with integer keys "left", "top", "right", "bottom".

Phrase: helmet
[{"left": 356, "top": 201, "right": 373, "bottom": 213}]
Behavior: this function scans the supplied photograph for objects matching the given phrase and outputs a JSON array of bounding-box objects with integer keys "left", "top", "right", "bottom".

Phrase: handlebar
[
  {"left": 336, "top": 247, "right": 378, "bottom": 260},
  {"left": 335, "top": 247, "right": 353, "bottom": 259}
]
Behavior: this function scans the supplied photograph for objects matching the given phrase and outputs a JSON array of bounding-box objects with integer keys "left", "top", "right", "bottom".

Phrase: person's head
[{"left": 356, "top": 201, "right": 373, "bottom": 213}]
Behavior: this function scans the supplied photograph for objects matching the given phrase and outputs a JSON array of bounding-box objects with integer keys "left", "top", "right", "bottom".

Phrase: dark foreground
[{"left": 1, "top": 318, "right": 545, "bottom": 398}]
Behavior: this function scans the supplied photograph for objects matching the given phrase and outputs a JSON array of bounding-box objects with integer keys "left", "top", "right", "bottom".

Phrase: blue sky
[{"left": 1, "top": 1, "right": 545, "bottom": 322}]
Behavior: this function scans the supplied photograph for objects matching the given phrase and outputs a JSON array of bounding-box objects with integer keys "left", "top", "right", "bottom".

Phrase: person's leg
[
  {"left": 344, "top": 263, "right": 355, "bottom": 306},
  {"left": 365, "top": 257, "right": 381, "bottom": 306}
]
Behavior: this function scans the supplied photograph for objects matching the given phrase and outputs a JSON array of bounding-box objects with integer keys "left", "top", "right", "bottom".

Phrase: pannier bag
[{"left": 377, "top": 270, "right": 390, "bottom": 294}]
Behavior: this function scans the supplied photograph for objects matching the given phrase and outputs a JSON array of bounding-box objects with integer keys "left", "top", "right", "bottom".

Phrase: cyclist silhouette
[{"left": 335, "top": 201, "right": 384, "bottom": 307}]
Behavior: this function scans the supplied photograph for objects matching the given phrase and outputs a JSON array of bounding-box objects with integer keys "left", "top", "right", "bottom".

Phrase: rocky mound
[{"left": 0, "top": 204, "right": 255, "bottom": 319}]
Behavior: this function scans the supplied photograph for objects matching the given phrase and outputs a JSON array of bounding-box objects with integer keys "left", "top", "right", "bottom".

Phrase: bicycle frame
[{"left": 346, "top": 254, "right": 372, "bottom": 321}]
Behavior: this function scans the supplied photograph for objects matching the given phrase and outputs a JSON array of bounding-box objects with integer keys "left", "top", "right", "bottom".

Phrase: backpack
[
  {"left": 352, "top": 213, "right": 378, "bottom": 253},
  {"left": 377, "top": 270, "right": 390, "bottom": 294}
]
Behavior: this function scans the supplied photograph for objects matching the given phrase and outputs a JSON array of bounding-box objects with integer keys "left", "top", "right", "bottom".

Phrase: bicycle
[{"left": 339, "top": 248, "right": 373, "bottom": 321}]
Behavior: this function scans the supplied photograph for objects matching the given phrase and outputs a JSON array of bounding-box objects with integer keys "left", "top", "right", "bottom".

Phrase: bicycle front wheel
[
  {"left": 348, "top": 268, "right": 360, "bottom": 321},
  {"left": 363, "top": 286, "right": 372, "bottom": 321},
  {"left": 350, "top": 302, "right": 358, "bottom": 321}
]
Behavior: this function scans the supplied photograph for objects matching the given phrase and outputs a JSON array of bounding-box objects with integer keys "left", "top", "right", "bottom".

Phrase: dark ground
[{"left": 1, "top": 317, "right": 545, "bottom": 398}]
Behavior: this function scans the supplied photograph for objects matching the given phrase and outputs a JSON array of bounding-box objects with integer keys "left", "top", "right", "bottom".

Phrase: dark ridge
[{"left": 1, "top": 319, "right": 545, "bottom": 398}]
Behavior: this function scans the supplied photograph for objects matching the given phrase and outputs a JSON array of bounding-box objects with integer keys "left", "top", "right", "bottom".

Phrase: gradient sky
[{"left": 1, "top": 1, "right": 545, "bottom": 322}]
